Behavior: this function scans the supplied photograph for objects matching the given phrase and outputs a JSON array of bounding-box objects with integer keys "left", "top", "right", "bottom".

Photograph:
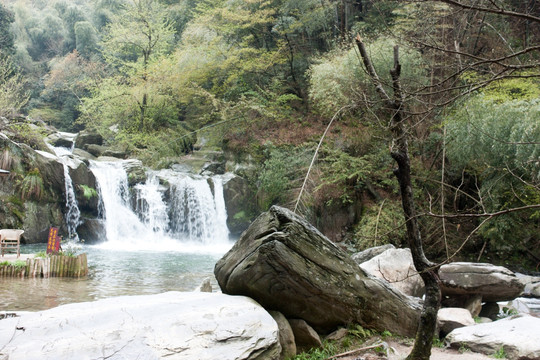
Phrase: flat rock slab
[
  {"left": 446, "top": 314, "right": 540, "bottom": 360},
  {"left": 215, "top": 206, "right": 421, "bottom": 337},
  {"left": 0, "top": 292, "right": 280, "bottom": 360},
  {"left": 440, "top": 262, "right": 524, "bottom": 302}
]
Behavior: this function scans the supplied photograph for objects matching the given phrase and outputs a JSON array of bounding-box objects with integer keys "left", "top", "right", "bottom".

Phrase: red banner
[{"left": 47, "top": 227, "right": 61, "bottom": 254}]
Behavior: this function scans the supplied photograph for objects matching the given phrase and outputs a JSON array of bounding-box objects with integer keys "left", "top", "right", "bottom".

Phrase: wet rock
[
  {"left": 85, "top": 144, "right": 107, "bottom": 157},
  {"left": 0, "top": 292, "right": 281, "bottom": 360},
  {"left": 76, "top": 219, "right": 106, "bottom": 244},
  {"left": 194, "top": 277, "right": 213, "bottom": 292},
  {"left": 75, "top": 131, "right": 103, "bottom": 149},
  {"left": 121, "top": 159, "right": 147, "bottom": 186},
  {"left": 46, "top": 132, "right": 75, "bottom": 149},
  {"left": 214, "top": 206, "right": 421, "bottom": 337},
  {"left": 102, "top": 148, "right": 127, "bottom": 159},
  {"left": 222, "top": 173, "right": 257, "bottom": 236}
]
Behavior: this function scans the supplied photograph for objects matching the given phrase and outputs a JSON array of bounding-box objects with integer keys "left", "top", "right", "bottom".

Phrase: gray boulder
[
  {"left": 446, "top": 314, "right": 540, "bottom": 360},
  {"left": 516, "top": 273, "right": 540, "bottom": 298},
  {"left": 222, "top": 173, "right": 257, "bottom": 236},
  {"left": 121, "top": 158, "right": 147, "bottom": 186},
  {"left": 76, "top": 218, "right": 106, "bottom": 244},
  {"left": 437, "top": 307, "right": 475, "bottom": 336},
  {"left": 288, "top": 319, "right": 321, "bottom": 353},
  {"left": 85, "top": 144, "right": 107, "bottom": 157},
  {"left": 46, "top": 132, "right": 75, "bottom": 149},
  {"left": 74, "top": 131, "right": 103, "bottom": 149},
  {"left": 269, "top": 311, "right": 296, "bottom": 360},
  {"left": 0, "top": 292, "right": 281, "bottom": 360},
  {"left": 359, "top": 248, "right": 425, "bottom": 297},
  {"left": 351, "top": 244, "right": 396, "bottom": 264},
  {"left": 440, "top": 262, "right": 524, "bottom": 302},
  {"left": 214, "top": 206, "right": 421, "bottom": 337}
]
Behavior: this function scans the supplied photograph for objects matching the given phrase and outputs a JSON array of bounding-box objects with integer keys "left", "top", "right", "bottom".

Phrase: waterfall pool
[
  {"left": 0, "top": 155, "right": 237, "bottom": 312},
  {"left": 0, "top": 243, "right": 233, "bottom": 312}
]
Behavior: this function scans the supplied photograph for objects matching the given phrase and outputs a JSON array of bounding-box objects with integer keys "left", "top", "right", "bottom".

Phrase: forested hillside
[{"left": 0, "top": 0, "right": 538, "bottom": 269}]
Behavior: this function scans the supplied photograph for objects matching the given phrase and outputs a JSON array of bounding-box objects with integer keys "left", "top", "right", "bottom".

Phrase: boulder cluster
[
  {"left": 1, "top": 206, "right": 539, "bottom": 360},
  {"left": 214, "top": 206, "right": 540, "bottom": 360}
]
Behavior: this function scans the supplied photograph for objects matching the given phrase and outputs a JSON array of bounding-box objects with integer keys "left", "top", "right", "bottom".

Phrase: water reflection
[{"left": 0, "top": 244, "right": 225, "bottom": 311}]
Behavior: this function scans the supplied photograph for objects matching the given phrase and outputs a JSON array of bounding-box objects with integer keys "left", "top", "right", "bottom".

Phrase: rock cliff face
[
  {"left": 0, "top": 133, "right": 65, "bottom": 243},
  {"left": 215, "top": 205, "right": 422, "bottom": 337},
  {"left": 0, "top": 127, "right": 102, "bottom": 243}
]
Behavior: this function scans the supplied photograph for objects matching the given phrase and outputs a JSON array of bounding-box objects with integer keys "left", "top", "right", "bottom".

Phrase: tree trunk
[{"left": 355, "top": 35, "right": 441, "bottom": 360}]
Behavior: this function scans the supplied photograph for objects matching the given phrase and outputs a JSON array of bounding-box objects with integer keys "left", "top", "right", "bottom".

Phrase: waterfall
[
  {"left": 90, "top": 161, "right": 231, "bottom": 253},
  {"left": 47, "top": 137, "right": 81, "bottom": 242}
]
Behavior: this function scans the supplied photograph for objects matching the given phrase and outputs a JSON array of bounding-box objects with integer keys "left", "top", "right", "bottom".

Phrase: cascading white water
[
  {"left": 134, "top": 174, "right": 169, "bottom": 234},
  {"left": 90, "top": 161, "right": 231, "bottom": 253},
  {"left": 49, "top": 138, "right": 81, "bottom": 241}
]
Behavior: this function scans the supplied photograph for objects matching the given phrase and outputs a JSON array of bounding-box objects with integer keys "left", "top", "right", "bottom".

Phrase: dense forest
[{"left": 0, "top": 0, "right": 539, "bottom": 270}]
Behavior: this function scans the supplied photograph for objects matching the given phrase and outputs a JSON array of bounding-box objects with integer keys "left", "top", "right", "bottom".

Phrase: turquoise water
[{"left": 0, "top": 243, "right": 229, "bottom": 311}]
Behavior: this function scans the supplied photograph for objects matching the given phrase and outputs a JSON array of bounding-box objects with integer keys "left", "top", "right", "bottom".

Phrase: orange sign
[{"left": 47, "top": 227, "right": 61, "bottom": 254}]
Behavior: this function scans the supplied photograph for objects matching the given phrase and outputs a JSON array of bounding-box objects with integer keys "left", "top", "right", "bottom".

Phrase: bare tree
[{"left": 354, "top": 35, "right": 441, "bottom": 360}]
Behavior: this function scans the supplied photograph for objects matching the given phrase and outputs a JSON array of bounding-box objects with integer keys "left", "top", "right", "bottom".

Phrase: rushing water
[{"left": 0, "top": 158, "right": 234, "bottom": 312}]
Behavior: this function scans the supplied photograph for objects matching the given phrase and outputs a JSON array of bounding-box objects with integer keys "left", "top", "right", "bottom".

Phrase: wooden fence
[{"left": 0, "top": 253, "right": 88, "bottom": 278}]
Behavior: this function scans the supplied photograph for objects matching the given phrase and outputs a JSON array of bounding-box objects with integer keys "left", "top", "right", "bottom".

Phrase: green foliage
[
  {"left": 483, "top": 77, "right": 540, "bottom": 103},
  {"left": 74, "top": 21, "right": 98, "bottom": 58},
  {"left": 433, "top": 337, "right": 445, "bottom": 348},
  {"left": 355, "top": 199, "right": 406, "bottom": 249},
  {"left": 316, "top": 147, "right": 375, "bottom": 205},
  {"left": 19, "top": 168, "right": 44, "bottom": 201},
  {"left": 257, "top": 144, "right": 312, "bottom": 210},
  {"left": 291, "top": 341, "right": 337, "bottom": 360},
  {"left": 348, "top": 324, "right": 374, "bottom": 339},
  {"left": 492, "top": 347, "right": 507, "bottom": 359},
  {"left": 0, "top": 261, "right": 9, "bottom": 266},
  {"left": 13, "top": 259, "right": 26, "bottom": 269},
  {"left": 446, "top": 95, "right": 540, "bottom": 247},
  {"left": 61, "top": 241, "right": 82, "bottom": 257},
  {"left": 79, "top": 185, "right": 98, "bottom": 200},
  {"left": 0, "top": 56, "right": 29, "bottom": 117},
  {"left": 35, "top": 250, "right": 48, "bottom": 258},
  {"left": 308, "top": 38, "right": 428, "bottom": 117},
  {"left": 0, "top": 4, "right": 15, "bottom": 56},
  {"left": 497, "top": 307, "right": 518, "bottom": 320}
]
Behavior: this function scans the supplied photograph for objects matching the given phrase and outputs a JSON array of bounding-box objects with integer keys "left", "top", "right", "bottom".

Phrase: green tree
[
  {"left": 0, "top": 56, "right": 29, "bottom": 117},
  {"left": 0, "top": 4, "right": 15, "bottom": 57},
  {"left": 74, "top": 21, "right": 99, "bottom": 58},
  {"left": 100, "top": 0, "right": 175, "bottom": 131}
]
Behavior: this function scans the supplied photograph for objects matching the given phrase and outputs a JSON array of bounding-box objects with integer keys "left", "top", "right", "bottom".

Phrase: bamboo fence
[{"left": 0, "top": 253, "right": 88, "bottom": 278}]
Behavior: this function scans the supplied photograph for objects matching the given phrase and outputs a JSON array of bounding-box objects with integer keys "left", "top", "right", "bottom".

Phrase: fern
[{"left": 19, "top": 168, "right": 45, "bottom": 201}]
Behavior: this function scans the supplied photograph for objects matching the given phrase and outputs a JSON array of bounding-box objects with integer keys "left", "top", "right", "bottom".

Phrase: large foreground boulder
[
  {"left": 0, "top": 292, "right": 281, "bottom": 360},
  {"left": 440, "top": 262, "right": 524, "bottom": 302},
  {"left": 215, "top": 206, "right": 421, "bottom": 337},
  {"left": 446, "top": 314, "right": 540, "bottom": 360}
]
